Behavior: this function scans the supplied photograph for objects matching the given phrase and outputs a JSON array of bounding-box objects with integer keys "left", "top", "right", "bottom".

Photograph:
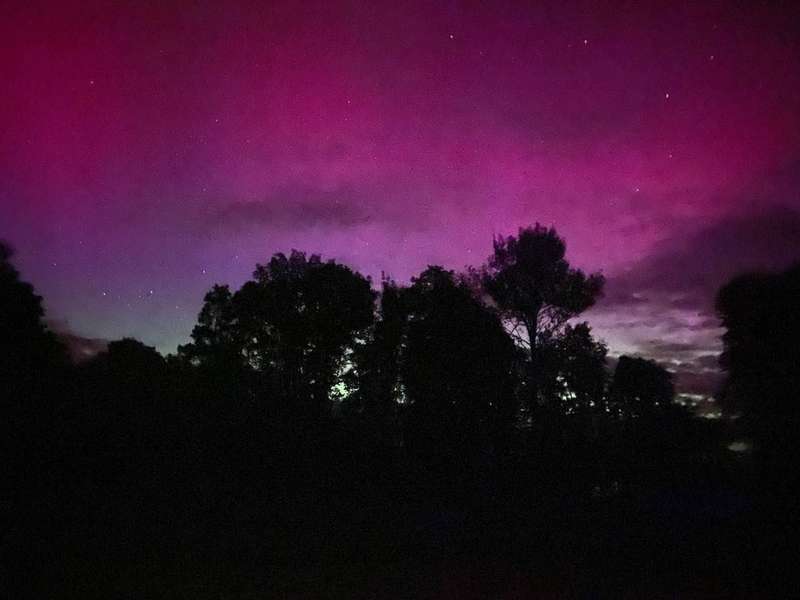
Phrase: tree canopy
[
  {"left": 717, "top": 262, "right": 800, "bottom": 484},
  {"left": 482, "top": 224, "right": 605, "bottom": 413},
  {"left": 0, "top": 240, "right": 65, "bottom": 390},
  {"left": 607, "top": 355, "right": 675, "bottom": 419},
  {"left": 180, "top": 250, "right": 376, "bottom": 420}
]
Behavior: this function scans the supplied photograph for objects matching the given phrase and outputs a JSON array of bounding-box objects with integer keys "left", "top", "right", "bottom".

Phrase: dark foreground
[{"left": 9, "top": 416, "right": 796, "bottom": 599}]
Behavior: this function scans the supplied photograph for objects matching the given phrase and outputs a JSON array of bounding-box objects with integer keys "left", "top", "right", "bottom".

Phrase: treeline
[
  {"left": 2, "top": 226, "right": 797, "bottom": 598},
  {"left": 175, "top": 224, "right": 675, "bottom": 428}
]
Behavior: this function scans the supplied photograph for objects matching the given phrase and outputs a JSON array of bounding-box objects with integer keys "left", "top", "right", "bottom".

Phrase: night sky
[{"left": 2, "top": 1, "right": 799, "bottom": 399}]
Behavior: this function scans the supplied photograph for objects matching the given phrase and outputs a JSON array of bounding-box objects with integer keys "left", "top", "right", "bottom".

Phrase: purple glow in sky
[{"left": 2, "top": 1, "right": 800, "bottom": 396}]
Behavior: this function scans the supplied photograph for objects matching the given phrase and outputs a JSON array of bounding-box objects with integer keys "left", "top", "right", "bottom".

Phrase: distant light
[{"left": 727, "top": 441, "right": 751, "bottom": 453}]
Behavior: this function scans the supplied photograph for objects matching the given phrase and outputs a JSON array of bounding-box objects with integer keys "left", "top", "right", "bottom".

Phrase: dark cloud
[
  {"left": 213, "top": 187, "right": 374, "bottom": 230},
  {"left": 686, "top": 317, "right": 721, "bottom": 331},
  {"left": 643, "top": 340, "right": 701, "bottom": 355},
  {"left": 200, "top": 184, "right": 441, "bottom": 236},
  {"left": 605, "top": 351, "right": 723, "bottom": 397},
  {"left": 626, "top": 340, "right": 724, "bottom": 396},
  {"left": 604, "top": 204, "right": 800, "bottom": 313},
  {"left": 644, "top": 342, "right": 724, "bottom": 397},
  {"left": 47, "top": 320, "right": 108, "bottom": 363},
  {"left": 590, "top": 204, "right": 800, "bottom": 397},
  {"left": 693, "top": 354, "right": 720, "bottom": 370},
  {"left": 60, "top": 332, "right": 109, "bottom": 363},
  {"left": 669, "top": 363, "right": 725, "bottom": 397}
]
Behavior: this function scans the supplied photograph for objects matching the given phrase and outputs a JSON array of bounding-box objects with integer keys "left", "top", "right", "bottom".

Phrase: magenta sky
[{"left": 2, "top": 1, "right": 800, "bottom": 397}]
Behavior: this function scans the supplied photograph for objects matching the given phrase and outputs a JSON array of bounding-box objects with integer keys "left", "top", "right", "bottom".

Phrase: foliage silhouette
[
  {"left": 178, "top": 284, "right": 241, "bottom": 369},
  {"left": 2, "top": 229, "right": 787, "bottom": 598},
  {"left": 0, "top": 240, "right": 66, "bottom": 390},
  {"left": 180, "top": 250, "right": 376, "bottom": 422},
  {"left": 717, "top": 262, "right": 800, "bottom": 491},
  {"left": 607, "top": 355, "right": 675, "bottom": 419},
  {"left": 537, "top": 322, "right": 608, "bottom": 418},
  {"left": 399, "top": 267, "right": 517, "bottom": 479},
  {"left": 343, "top": 278, "right": 406, "bottom": 442},
  {"left": 482, "top": 224, "right": 604, "bottom": 414}
]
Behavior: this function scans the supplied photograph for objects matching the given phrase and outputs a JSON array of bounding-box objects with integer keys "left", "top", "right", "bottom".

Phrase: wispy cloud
[
  {"left": 590, "top": 204, "right": 800, "bottom": 396},
  {"left": 210, "top": 187, "right": 373, "bottom": 230}
]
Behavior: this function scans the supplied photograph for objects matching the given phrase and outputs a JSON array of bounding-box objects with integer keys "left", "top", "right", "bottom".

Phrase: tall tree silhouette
[
  {"left": 177, "top": 284, "right": 254, "bottom": 422},
  {"left": 1, "top": 239, "right": 66, "bottom": 455},
  {"left": 345, "top": 278, "right": 406, "bottom": 441},
  {"left": 482, "top": 225, "right": 604, "bottom": 414},
  {"left": 0, "top": 240, "right": 65, "bottom": 389},
  {"left": 401, "top": 267, "right": 517, "bottom": 469},
  {"left": 716, "top": 263, "right": 800, "bottom": 489},
  {"left": 2, "top": 240, "right": 70, "bottom": 598}
]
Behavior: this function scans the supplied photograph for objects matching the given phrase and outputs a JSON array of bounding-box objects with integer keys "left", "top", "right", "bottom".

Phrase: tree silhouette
[
  {"left": 482, "top": 225, "right": 604, "bottom": 413},
  {"left": 540, "top": 322, "right": 608, "bottom": 418},
  {"left": 80, "top": 338, "right": 169, "bottom": 443},
  {"left": 180, "top": 250, "right": 376, "bottom": 421},
  {"left": 102, "top": 337, "right": 165, "bottom": 371},
  {"left": 716, "top": 262, "right": 800, "bottom": 488},
  {"left": 401, "top": 266, "right": 517, "bottom": 469},
  {"left": 344, "top": 278, "right": 406, "bottom": 441},
  {"left": 179, "top": 284, "right": 241, "bottom": 369},
  {"left": 1, "top": 240, "right": 66, "bottom": 467},
  {"left": 0, "top": 240, "right": 65, "bottom": 388},
  {"left": 2, "top": 241, "right": 71, "bottom": 599},
  {"left": 2, "top": 233, "right": 763, "bottom": 598},
  {"left": 607, "top": 355, "right": 674, "bottom": 419}
]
